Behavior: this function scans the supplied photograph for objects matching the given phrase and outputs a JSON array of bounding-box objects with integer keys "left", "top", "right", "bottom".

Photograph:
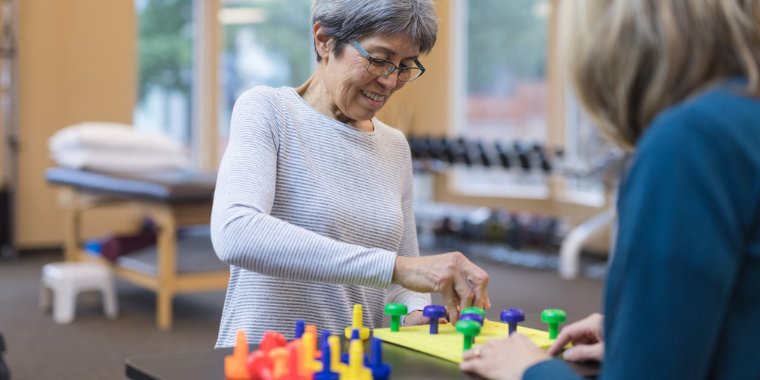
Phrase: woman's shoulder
[
  {"left": 235, "top": 86, "right": 284, "bottom": 107},
  {"left": 642, "top": 80, "right": 760, "bottom": 150},
  {"left": 373, "top": 118, "right": 411, "bottom": 147}
]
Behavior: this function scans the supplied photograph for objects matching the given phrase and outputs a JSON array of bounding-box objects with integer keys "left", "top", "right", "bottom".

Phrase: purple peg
[
  {"left": 501, "top": 309, "right": 525, "bottom": 334},
  {"left": 459, "top": 313, "right": 484, "bottom": 326},
  {"left": 423, "top": 305, "right": 447, "bottom": 334},
  {"left": 295, "top": 319, "right": 305, "bottom": 339}
]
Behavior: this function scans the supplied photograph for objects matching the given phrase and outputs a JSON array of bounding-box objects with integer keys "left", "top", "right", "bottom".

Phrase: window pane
[
  {"left": 218, "top": 0, "right": 313, "bottom": 149},
  {"left": 134, "top": 0, "right": 195, "bottom": 148},
  {"left": 466, "top": 0, "right": 550, "bottom": 142},
  {"left": 455, "top": 0, "right": 552, "bottom": 195}
]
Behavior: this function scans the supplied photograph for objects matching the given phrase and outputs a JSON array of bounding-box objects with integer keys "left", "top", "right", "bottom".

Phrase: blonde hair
[{"left": 570, "top": 0, "right": 760, "bottom": 150}]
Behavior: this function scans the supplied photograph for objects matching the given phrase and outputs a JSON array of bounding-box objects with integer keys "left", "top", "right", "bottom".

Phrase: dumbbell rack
[{"left": 408, "top": 136, "right": 629, "bottom": 279}]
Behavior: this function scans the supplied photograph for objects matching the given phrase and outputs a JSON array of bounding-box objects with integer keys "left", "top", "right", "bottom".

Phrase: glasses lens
[
  {"left": 367, "top": 58, "right": 396, "bottom": 77},
  {"left": 398, "top": 67, "right": 423, "bottom": 82}
]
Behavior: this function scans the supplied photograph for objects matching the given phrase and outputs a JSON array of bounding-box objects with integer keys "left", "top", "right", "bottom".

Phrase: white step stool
[{"left": 39, "top": 262, "right": 119, "bottom": 324}]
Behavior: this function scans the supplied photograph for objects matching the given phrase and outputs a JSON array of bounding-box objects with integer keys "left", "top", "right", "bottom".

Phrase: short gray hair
[{"left": 311, "top": 0, "right": 438, "bottom": 62}]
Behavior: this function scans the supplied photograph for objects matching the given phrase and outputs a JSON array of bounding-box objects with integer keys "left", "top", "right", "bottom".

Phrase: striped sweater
[{"left": 211, "top": 86, "right": 431, "bottom": 347}]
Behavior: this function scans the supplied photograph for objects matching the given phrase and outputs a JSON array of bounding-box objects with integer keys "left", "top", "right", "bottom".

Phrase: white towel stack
[{"left": 48, "top": 122, "right": 191, "bottom": 173}]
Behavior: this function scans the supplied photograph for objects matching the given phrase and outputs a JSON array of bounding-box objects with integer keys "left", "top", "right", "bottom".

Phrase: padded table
[{"left": 46, "top": 167, "right": 228, "bottom": 330}]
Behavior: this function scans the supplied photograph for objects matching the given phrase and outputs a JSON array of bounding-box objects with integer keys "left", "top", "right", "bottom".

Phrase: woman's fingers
[
  {"left": 562, "top": 342, "right": 605, "bottom": 362},
  {"left": 442, "top": 285, "right": 461, "bottom": 324},
  {"left": 459, "top": 255, "right": 490, "bottom": 309},
  {"left": 547, "top": 313, "right": 605, "bottom": 356}
]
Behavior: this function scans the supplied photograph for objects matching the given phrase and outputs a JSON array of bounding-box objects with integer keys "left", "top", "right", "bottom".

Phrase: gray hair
[{"left": 311, "top": 0, "right": 438, "bottom": 62}]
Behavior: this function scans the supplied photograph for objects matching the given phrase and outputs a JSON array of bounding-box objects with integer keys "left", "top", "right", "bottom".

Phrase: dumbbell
[
  {"left": 494, "top": 141, "right": 511, "bottom": 169},
  {"left": 476, "top": 141, "right": 492, "bottom": 168}
]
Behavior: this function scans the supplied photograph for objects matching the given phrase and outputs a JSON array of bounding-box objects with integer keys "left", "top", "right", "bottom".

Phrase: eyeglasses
[{"left": 349, "top": 39, "right": 425, "bottom": 82}]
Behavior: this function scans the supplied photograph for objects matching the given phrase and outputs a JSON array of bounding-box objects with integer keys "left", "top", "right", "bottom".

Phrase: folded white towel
[
  {"left": 52, "top": 147, "right": 190, "bottom": 173},
  {"left": 49, "top": 122, "right": 190, "bottom": 173},
  {"left": 49, "top": 122, "right": 185, "bottom": 156}
]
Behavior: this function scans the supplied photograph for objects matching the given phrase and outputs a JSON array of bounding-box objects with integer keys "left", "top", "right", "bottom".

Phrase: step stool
[{"left": 39, "top": 262, "right": 119, "bottom": 324}]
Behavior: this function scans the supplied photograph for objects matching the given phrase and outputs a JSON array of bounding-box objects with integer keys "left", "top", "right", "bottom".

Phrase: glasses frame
[{"left": 348, "top": 39, "right": 426, "bottom": 82}]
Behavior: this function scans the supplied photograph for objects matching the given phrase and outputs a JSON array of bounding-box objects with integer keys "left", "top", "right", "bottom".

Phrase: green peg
[
  {"left": 384, "top": 303, "right": 408, "bottom": 332},
  {"left": 461, "top": 307, "right": 486, "bottom": 318},
  {"left": 456, "top": 320, "right": 481, "bottom": 350},
  {"left": 541, "top": 309, "right": 566, "bottom": 339}
]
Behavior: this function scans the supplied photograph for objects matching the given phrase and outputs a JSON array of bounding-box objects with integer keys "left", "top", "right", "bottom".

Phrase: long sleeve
[
  {"left": 211, "top": 88, "right": 396, "bottom": 289},
  {"left": 386, "top": 152, "right": 432, "bottom": 319},
  {"left": 599, "top": 102, "right": 749, "bottom": 379}
]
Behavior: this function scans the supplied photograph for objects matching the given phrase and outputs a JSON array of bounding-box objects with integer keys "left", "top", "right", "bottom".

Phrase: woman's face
[{"left": 323, "top": 33, "right": 421, "bottom": 123}]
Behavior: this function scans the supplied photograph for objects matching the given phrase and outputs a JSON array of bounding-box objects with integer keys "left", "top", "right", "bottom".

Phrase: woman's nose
[{"left": 377, "top": 72, "right": 399, "bottom": 89}]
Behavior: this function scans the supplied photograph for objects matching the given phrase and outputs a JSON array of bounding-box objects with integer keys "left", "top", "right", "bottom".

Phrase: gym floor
[{"left": 0, "top": 248, "right": 603, "bottom": 380}]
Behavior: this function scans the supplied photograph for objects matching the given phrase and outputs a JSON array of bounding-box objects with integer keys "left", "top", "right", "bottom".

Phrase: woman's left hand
[
  {"left": 459, "top": 333, "right": 551, "bottom": 380},
  {"left": 404, "top": 310, "right": 448, "bottom": 327}
]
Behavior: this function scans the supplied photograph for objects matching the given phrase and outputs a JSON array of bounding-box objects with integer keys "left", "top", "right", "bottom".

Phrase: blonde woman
[{"left": 460, "top": 0, "right": 760, "bottom": 379}]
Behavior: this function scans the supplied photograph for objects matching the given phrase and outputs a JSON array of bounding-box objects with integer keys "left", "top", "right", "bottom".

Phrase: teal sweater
[{"left": 525, "top": 80, "right": 760, "bottom": 380}]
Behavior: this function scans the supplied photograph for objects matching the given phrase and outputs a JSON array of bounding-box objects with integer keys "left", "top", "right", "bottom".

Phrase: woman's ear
[{"left": 312, "top": 22, "right": 332, "bottom": 60}]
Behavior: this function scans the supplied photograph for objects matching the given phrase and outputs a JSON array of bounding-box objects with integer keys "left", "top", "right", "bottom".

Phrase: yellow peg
[
  {"left": 301, "top": 331, "right": 317, "bottom": 377},
  {"left": 344, "top": 304, "right": 371, "bottom": 340},
  {"left": 328, "top": 335, "right": 347, "bottom": 375},
  {"left": 341, "top": 340, "right": 372, "bottom": 380}
]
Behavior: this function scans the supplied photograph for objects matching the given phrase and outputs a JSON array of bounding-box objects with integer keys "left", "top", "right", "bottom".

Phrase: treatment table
[{"left": 46, "top": 167, "right": 228, "bottom": 330}]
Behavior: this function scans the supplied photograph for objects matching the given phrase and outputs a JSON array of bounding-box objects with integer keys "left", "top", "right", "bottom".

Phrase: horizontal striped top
[{"left": 211, "top": 86, "right": 430, "bottom": 347}]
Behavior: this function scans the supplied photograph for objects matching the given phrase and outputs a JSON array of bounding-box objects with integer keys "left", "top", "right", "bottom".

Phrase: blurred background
[{"left": 0, "top": 0, "right": 623, "bottom": 379}]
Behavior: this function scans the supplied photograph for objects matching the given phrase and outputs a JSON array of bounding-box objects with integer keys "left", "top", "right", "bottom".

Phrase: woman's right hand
[
  {"left": 392, "top": 252, "right": 490, "bottom": 324},
  {"left": 547, "top": 313, "right": 605, "bottom": 362}
]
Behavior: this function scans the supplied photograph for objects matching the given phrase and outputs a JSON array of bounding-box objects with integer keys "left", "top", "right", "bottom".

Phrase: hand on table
[
  {"left": 547, "top": 313, "right": 605, "bottom": 362},
  {"left": 392, "top": 252, "right": 490, "bottom": 324},
  {"left": 403, "top": 310, "right": 448, "bottom": 327},
  {"left": 460, "top": 333, "right": 551, "bottom": 380}
]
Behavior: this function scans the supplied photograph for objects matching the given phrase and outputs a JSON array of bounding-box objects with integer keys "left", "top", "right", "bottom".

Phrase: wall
[{"left": 17, "top": 0, "right": 141, "bottom": 248}]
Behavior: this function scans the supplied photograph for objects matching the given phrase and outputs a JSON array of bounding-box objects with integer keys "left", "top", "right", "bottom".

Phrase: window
[
  {"left": 452, "top": 0, "right": 553, "bottom": 198},
  {"left": 134, "top": 0, "right": 195, "bottom": 152},
  {"left": 217, "top": 0, "right": 313, "bottom": 153},
  {"left": 450, "top": 0, "right": 613, "bottom": 205}
]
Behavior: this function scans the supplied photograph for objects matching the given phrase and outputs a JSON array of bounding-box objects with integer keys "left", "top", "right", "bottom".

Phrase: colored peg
[
  {"left": 459, "top": 313, "right": 484, "bottom": 326},
  {"left": 368, "top": 337, "right": 392, "bottom": 380},
  {"left": 259, "top": 331, "right": 287, "bottom": 354},
  {"left": 281, "top": 341, "right": 307, "bottom": 380},
  {"left": 224, "top": 330, "right": 251, "bottom": 380},
  {"left": 294, "top": 320, "right": 305, "bottom": 339},
  {"left": 344, "top": 304, "right": 370, "bottom": 340},
  {"left": 500, "top": 309, "right": 525, "bottom": 335},
  {"left": 341, "top": 329, "right": 369, "bottom": 365},
  {"left": 456, "top": 320, "right": 481, "bottom": 351},
  {"left": 423, "top": 305, "right": 446, "bottom": 334},
  {"left": 384, "top": 303, "right": 408, "bottom": 332},
  {"left": 301, "top": 330, "right": 317, "bottom": 377},
  {"left": 327, "top": 335, "right": 346, "bottom": 375},
  {"left": 268, "top": 347, "right": 289, "bottom": 379},
  {"left": 541, "top": 309, "right": 567, "bottom": 339},
  {"left": 313, "top": 335, "right": 340, "bottom": 380},
  {"left": 460, "top": 307, "right": 486, "bottom": 318},
  {"left": 343, "top": 340, "right": 373, "bottom": 380},
  {"left": 246, "top": 350, "right": 274, "bottom": 380}
]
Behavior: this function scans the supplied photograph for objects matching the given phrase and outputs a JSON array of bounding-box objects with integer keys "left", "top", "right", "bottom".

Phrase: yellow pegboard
[{"left": 373, "top": 320, "right": 555, "bottom": 363}]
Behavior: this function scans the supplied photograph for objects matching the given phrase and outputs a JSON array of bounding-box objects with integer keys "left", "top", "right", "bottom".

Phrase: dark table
[{"left": 126, "top": 340, "right": 598, "bottom": 380}]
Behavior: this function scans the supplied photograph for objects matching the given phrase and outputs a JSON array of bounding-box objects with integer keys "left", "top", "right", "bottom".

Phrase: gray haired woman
[{"left": 211, "top": 0, "right": 490, "bottom": 347}]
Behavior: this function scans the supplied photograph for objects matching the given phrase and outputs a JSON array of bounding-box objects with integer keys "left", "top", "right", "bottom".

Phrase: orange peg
[{"left": 225, "top": 330, "right": 252, "bottom": 380}]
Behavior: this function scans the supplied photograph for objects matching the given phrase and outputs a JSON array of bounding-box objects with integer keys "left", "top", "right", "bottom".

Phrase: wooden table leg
[
  {"left": 150, "top": 204, "right": 177, "bottom": 330},
  {"left": 60, "top": 187, "right": 82, "bottom": 261}
]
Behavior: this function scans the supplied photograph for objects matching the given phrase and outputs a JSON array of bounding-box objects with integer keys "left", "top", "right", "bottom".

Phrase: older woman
[
  {"left": 211, "top": 0, "right": 490, "bottom": 347},
  {"left": 459, "top": 0, "right": 760, "bottom": 379}
]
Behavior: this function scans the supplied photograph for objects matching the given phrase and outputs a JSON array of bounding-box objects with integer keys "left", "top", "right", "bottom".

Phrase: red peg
[
  {"left": 246, "top": 351, "right": 274, "bottom": 380},
  {"left": 259, "top": 331, "right": 287, "bottom": 354}
]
